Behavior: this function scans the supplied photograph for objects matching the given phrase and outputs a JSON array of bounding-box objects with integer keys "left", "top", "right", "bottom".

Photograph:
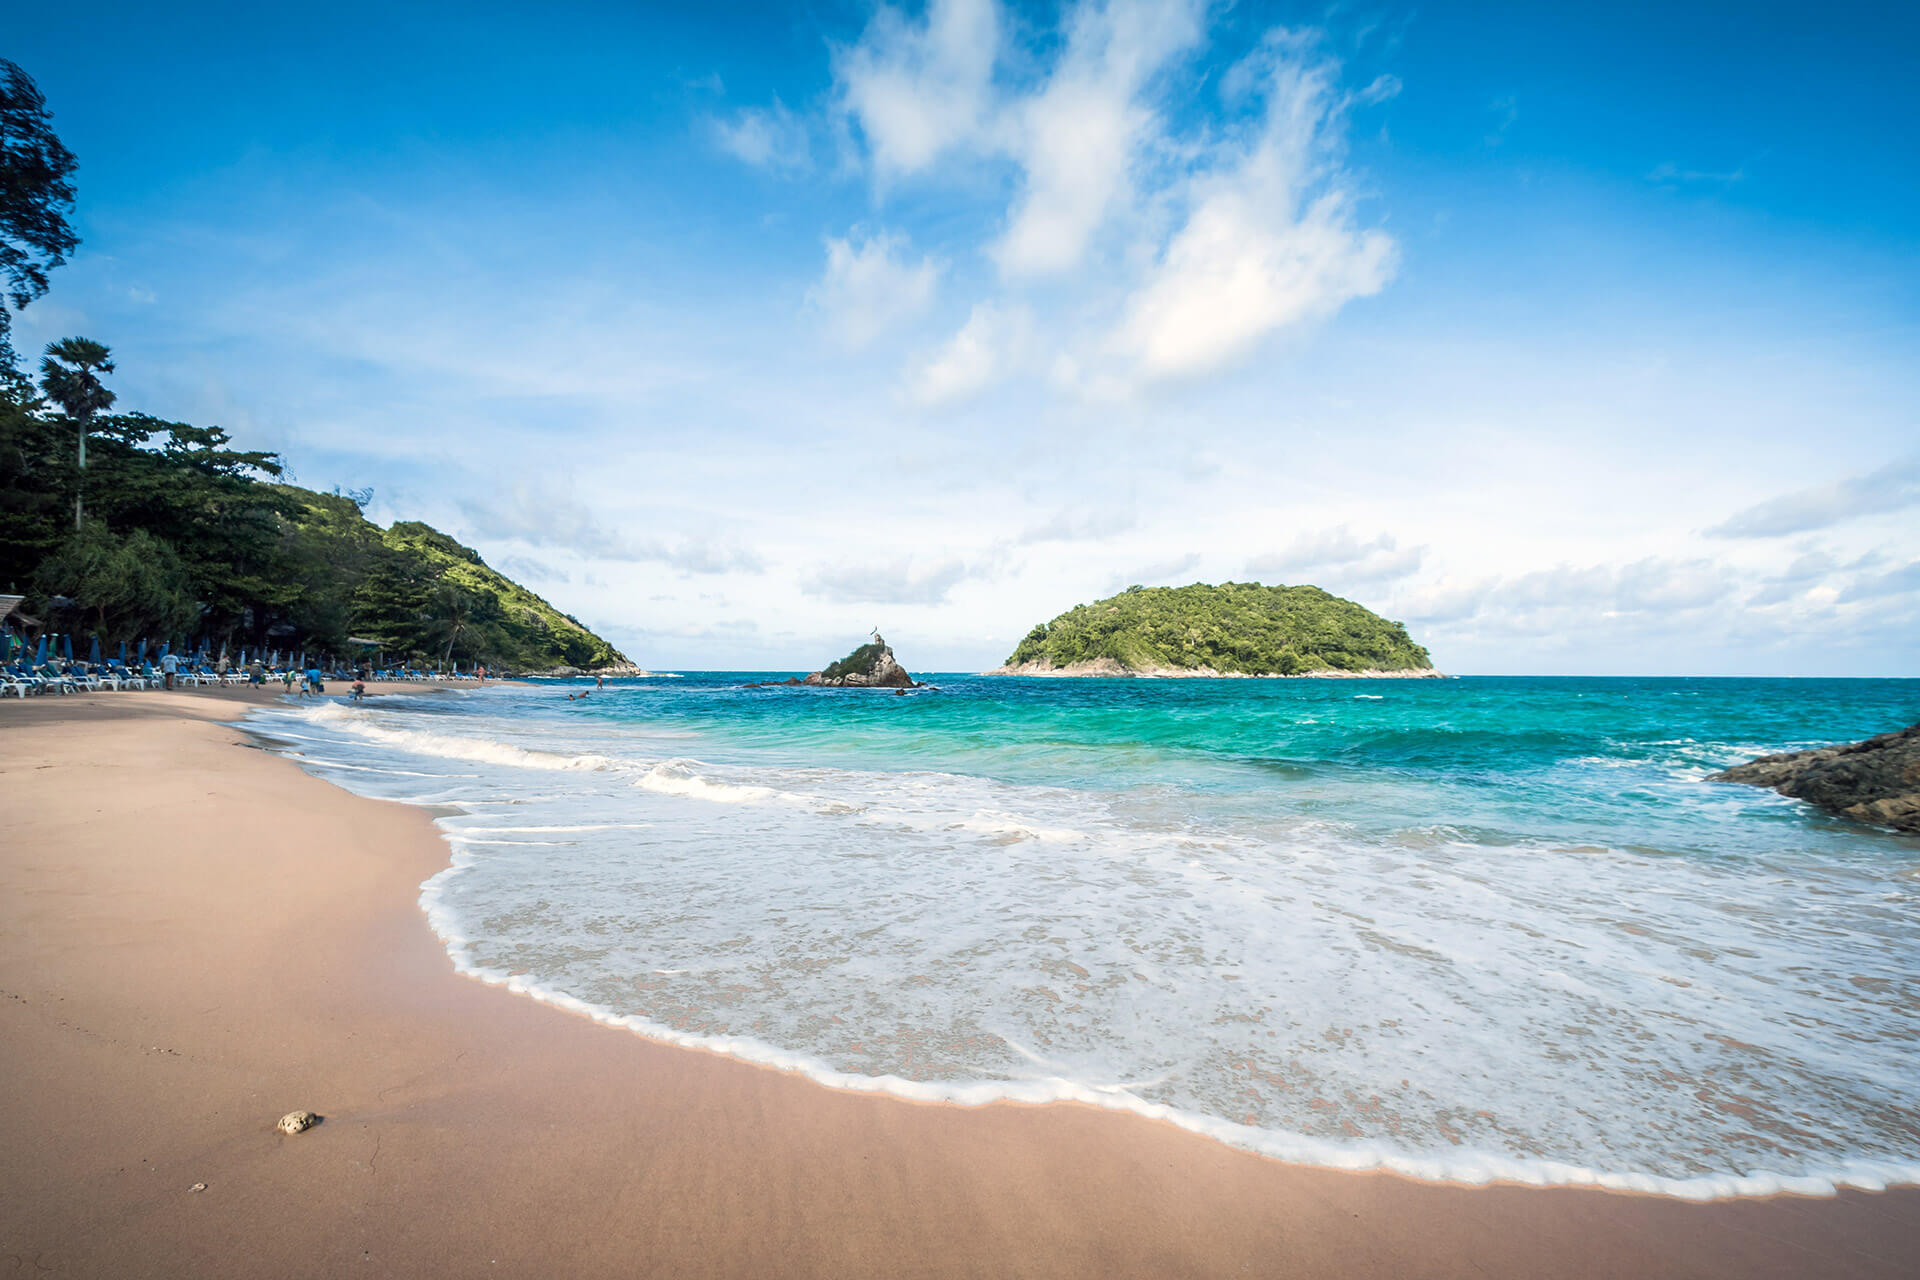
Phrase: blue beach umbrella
[
  {"left": 160, "top": 641, "right": 169, "bottom": 659},
  {"left": 119, "top": 640, "right": 127, "bottom": 664},
  {"left": 89, "top": 636, "right": 102, "bottom": 666},
  {"left": 35, "top": 635, "right": 47, "bottom": 664},
  {"left": 137, "top": 638, "right": 147, "bottom": 663},
  {"left": 62, "top": 633, "right": 72, "bottom": 661}
]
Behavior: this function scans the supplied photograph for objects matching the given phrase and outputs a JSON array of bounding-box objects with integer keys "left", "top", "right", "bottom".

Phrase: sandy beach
[{"left": 3, "top": 687, "right": 1917, "bottom": 1278}]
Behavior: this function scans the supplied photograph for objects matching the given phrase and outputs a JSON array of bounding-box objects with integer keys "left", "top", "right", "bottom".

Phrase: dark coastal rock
[
  {"left": 803, "top": 635, "right": 920, "bottom": 689},
  {"left": 1711, "top": 722, "right": 1920, "bottom": 834}
]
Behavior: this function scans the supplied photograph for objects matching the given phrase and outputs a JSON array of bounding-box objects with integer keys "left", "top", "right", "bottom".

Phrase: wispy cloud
[
  {"left": 991, "top": 0, "right": 1205, "bottom": 277},
  {"left": 1106, "top": 552, "right": 1201, "bottom": 593},
  {"left": 907, "top": 301, "right": 1031, "bottom": 405},
  {"left": 1105, "top": 32, "right": 1396, "bottom": 384},
  {"left": 1837, "top": 560, "right": 1920, "bottom": 603},
  {"left": 806, "top": 9, "right": 1399, "bottom": 400},
  {"left": 808, "top": 229, "right": 942, "bottom": 349},
  {"left": 1247, "top": 526, "right": 1424, "bottom": 585},
  {"left": 803, "top": 557, "right": 978, "bottom": 605},
  {"left": 1706, "top": 456, "right": 1920, "bottom": 538},
  {"left": 713, "top": 99, "right": 812, "bottom": 173},
  {"left": 1647, "top": 161, "right": 1745, "bottom": 185},
  {"left": 1015, "top": 505, "right": 1138, "bottom": 545},
  {"left": 832, "top": 0, "right": 1000, "bottom": 179},
  {"left": 460, "top": 480, "right": 763, "bottom": 574}
]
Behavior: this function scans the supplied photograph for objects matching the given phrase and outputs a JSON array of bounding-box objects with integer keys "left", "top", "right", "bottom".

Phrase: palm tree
[
  {"left": 39, "top": 337, "right": 115, "bottom": 529},
  {"left": 424, "top": 581, "right": 475, "bottom": 670}
]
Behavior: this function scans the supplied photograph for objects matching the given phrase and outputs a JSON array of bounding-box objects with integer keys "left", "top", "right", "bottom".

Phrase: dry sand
[{"left": 3, "top": 687, "right": 1917, "bottom": 1278}]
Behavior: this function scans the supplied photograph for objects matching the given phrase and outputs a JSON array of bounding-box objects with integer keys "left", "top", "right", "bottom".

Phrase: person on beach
[
  {"left": 306, "top": 666, "right": 323, "bottom": 695},
  {"left": 249, "top": 658, "right": 264, "bottom": 690},
  {"left": 160, "top": 650, "right": 178, "bottom": 690},
  {"left": 282, "top": 668, "right": 298, "bottom": 694},
  {"left": 596, "top": 674, "right": 605, "bottom": 689},
  {"left": 350, "top": 677, "right": 366, "bottom": 701}
]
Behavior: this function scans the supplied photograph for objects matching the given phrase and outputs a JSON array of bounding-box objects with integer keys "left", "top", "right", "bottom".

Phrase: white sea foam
[{"left": 250, "top": 694, "right": 1920, "bottom": 1201}]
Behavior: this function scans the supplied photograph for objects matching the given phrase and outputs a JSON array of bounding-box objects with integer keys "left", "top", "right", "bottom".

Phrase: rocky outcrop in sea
[
  {"left": 803, "top": 635, "right": 920, "bottom": 688},
  {"left": 1711, "top": 722, "right": 1920, "bottom": 834}
]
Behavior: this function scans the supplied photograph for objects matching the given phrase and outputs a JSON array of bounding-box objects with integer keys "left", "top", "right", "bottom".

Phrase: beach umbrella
[
  {"left": 35, "top": 635, "right": 47, "bottom": 664},
  {"left": 160, "top": 641, "right": 169, "bottom": 659},
  {"left": 62, "top": 633, "right": 72, "bottom": 661},
  {"left": 119, "top": 640, "right": 127, "bottom": 664},
  {"left": 137, "top": 638, "right": 147, "bottom": 663},
  {"left": 89, "top": 636, "right": 102, "bottom": 666}
]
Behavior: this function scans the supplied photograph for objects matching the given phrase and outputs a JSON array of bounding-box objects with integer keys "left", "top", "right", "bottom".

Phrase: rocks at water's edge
[{"left": 1711, "top": 722, "right": 1920, "bottom": 834}]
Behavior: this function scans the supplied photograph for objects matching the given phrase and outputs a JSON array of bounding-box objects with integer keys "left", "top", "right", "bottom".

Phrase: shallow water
[{"left": 245, "top": 674, "right": 1920, "bottom": 1198}]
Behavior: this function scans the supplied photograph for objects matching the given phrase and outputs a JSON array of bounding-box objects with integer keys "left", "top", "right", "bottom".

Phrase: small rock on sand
[
  {"left": 190, "top": 1182, "right": 207, "bottom": 1193},
  {"left": 277, "top": 1110, "right": 320, "bottom": 1134}
]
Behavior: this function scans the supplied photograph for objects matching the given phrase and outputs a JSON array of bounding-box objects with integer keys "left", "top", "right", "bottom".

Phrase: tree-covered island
[{"left": 991, "top": 582, "right": 1439, "bottom": 677}]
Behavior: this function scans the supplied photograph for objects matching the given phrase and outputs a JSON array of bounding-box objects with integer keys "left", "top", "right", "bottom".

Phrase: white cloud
[
  {"left": 1706, "top": 456, "right": 1920, "bottom": 538},
  {"left": 1746, "top": 548, "right": 1838, "bottom": 606},
  {"left": 713, "top": 100, "right": 811, "bottom": 173},
  {"left": 1104, "top": 552, "right": 1202, "bottom": 593},
  {"left": 1837, "top": 561, "right": 1920, "bottom": 603},
  {"left": 1110, "top": 36, "right": 1396, "bottom": 381},
  {"left": 460, "top": 480, "right": 763, "bottom": 575},
  {"left": 833, "top": 0, "right": 999, "bottom": 179},
  {"left": 907, "top": 301, "right": 1031, "bottom": 404},
  {"left": 1247, "top": 526, "right": 1424, "bottom": 584},
  {"left": 808, "top": 230, "right": 942, "bottom": 349},
  {"left": 803, "top": 558, "right": 977, "bottom": 605},
  {"left": 1016, "top": 505, "right": 1138, "bottom": 544},
  {"left": 991, "top": 0, "right": 1205, "bottom": 277},
  {"left": 819, "top": 8, "right": 1397, "bottom": 396}
]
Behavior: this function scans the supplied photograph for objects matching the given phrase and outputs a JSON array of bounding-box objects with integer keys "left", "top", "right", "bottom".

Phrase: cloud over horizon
[{"left": 1706, "top": 456, "right": 1920, "bottom": 538}]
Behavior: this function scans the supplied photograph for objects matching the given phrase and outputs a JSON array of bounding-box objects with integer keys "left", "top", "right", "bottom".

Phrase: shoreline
[{"left": 5, "top": 688, "right": 1919, "bottom": 1276}]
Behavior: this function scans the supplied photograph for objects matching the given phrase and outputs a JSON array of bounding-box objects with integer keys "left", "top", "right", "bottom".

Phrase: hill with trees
[
  {"left": 994, "top": 582, "right": 1437, "bottom": 677},
  {"left": 0, "top": 399, "right": 627, "bottom": 670}
]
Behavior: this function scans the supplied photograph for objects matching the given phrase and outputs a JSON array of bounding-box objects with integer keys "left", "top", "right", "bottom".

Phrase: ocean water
[{"left": 244, "top": 674, "right": 1920, "bottom": 1199}]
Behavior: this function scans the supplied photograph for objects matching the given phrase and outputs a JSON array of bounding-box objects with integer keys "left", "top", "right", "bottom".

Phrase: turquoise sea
[{"left": 249, "top": 674, "right": 1920, "bottom": 1198}]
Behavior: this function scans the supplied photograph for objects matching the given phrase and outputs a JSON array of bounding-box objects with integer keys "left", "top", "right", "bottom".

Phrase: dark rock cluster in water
[
  {"left": 1713, "top": 722, "right": 1920, "bottom": 833},
  {"left": 742, "top": 635, "right": 922, "bottom": 690},
  {"left": 805, "top": 634, "right": 920, "bottom": 688}
]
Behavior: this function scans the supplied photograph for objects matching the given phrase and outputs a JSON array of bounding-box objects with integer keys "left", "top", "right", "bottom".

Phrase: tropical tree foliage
[
  {"left": 0, "top": 59, "right": 79, "bottom": 376},
  {"left": 0, "top": 378, "right": 627, "bottom": 669},
  {"left": 1005, "top": 582, "right": 1434, "bottom": 675}
]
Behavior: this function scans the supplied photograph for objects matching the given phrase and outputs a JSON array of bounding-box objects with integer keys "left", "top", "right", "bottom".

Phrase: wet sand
[{"left": 3, "top": 686, "right": 1917, "bottom": 1278}]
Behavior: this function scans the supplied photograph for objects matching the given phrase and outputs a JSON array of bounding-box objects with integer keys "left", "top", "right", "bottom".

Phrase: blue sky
[{"left": 9, "top": 1, "right": 1918, "bottom": 673}]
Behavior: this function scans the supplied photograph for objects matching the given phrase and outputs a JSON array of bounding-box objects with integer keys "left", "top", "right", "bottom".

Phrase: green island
[
  {"left": 0, "top": 397, "right": 628, "bottom": 672},
  {"left": 994, "top": 582, "right": 1437, "bottom": 677}
]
